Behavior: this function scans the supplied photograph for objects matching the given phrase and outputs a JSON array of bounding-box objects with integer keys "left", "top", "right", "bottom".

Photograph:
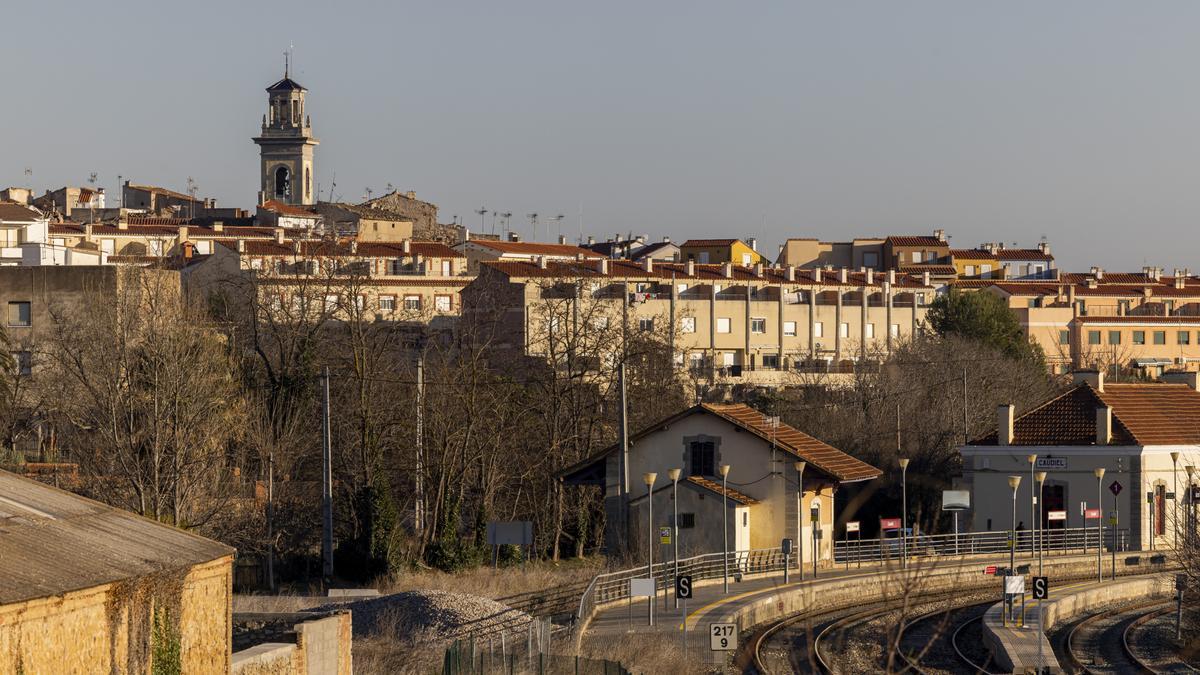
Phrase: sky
[{"left": 4, "top": 1, "right": 1200, "bottom": 271}]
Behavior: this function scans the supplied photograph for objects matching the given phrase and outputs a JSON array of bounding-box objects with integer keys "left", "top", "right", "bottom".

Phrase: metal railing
[
  {"left": 574, "top": 548, "right": 785, "bottom": 633},
  {"left": 833, "top": 526, "right": 1130, "bottom": 564}
]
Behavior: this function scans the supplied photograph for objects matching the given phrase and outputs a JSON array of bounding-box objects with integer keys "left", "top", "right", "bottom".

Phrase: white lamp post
[
  {"left": 1027, "top": 454, "right": 1037, "bottom": 560},
  {"left": 1035, "top": 471, "right": 1047, "bottom": 574},
  {"left": 643, "top": 472, "right": 657, "bottom": 625},
  {"left": 795, "top": 461, "right": 806, "bottom": 581},
  {"left": 899, "top": 457, "right": 910, "bottom": 569},
  {"left": 1008, "top": 475, "right": 1022, "bottom": 573},
  {"left": 1094, "top": 467, "right": 1105, "bottom": 581},
  {"left": 1188, "top": 465, "right": 1196, "bottom": 547},
  {"left": 721, "top": 464, "right": 731, "bottom": 594},
  {"left": 668, "top": 468, "right": 681, "bottom": 609},
  {"left": 1172, "top": 451, "right": 1181, "bottom": 547}
]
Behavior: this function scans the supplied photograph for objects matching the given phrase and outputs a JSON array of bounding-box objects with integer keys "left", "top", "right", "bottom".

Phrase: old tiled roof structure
[
  {"left": 481, "top": 259, "right": 933, "bottom": 288},
  {"left": 680, "top": 239, "right": 741, "bottom": 247},
  {"left": 468, "top": 240, "right": 604, "bottom": 258},
  {"left": 685, "top": 476, "right": 759, "bottom": 505},
  {"left": 972, "top": 383, "right": 1200, "bottom": 446},
  {"left": 221, "top": 239, "right": 462, "bottom": 258},
  {"left": 886, "top": 235, "right": 946, "bottom": 247},
  {"left": 996, "top": 248, "right": 1054, "bottom": 261},
  {"left": 260, "top": 200, "right": 320, "bottom": 218},
  {"left": 0, "top": 203, "right": 44, "bottom": 221},
  {"left": 950, "top": 249, "right": 997, "bottom": 260}
]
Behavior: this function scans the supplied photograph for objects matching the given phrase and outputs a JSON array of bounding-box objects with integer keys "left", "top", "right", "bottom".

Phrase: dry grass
[
  {"left": 581, "top": 632, "right": 721, "bottom": 673},
  {"left": 378, "top": 556, "right": 605, "bottom": 600}
]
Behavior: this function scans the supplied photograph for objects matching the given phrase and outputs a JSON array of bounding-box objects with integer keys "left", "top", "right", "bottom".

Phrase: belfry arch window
[
  {"left": 306, "top": 168, "right": 311, "bottom": 199},
  {"left": 275, "top": 166, "right": 291, "bottom": 199}
]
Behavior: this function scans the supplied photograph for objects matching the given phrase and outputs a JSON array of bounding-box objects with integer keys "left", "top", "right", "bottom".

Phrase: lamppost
[
  {"left": 899, "top": 457, "right": 910, "bottom": 569},
  {"left": 1035, "top": 471, "right": 1047, "bottom": 575},
  {"left": 1172, "top": 451, "right": 1181, "bottom": 548},
  {"left": 795, "top": 461, "right": 806, "bottom": 581},
  {"left": 1027, "top": 454, "right": 1037, "bottom": 560},
  {"left": 721, "top": 464, "right": 731, "bottom": 594},
  {"left": 1008, "top": 476, "right": 1021, "bottom": 574},
  {"left": 1188, "top": 465, "right": 1196, "bottom": 547},
  {"left": 1094, "top": 467, "right": 1106, "bottom": 581},
  {"left": 643, "top": 472, "right": 657, "bottom": 625},
  {"left": 668, "top": 468, "right": 681, "bottom": 609}
]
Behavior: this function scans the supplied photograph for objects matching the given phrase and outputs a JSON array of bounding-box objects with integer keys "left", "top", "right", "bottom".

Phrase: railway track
[{"left": 1062, "top": 599, "right": 1179, "bottom": 674}]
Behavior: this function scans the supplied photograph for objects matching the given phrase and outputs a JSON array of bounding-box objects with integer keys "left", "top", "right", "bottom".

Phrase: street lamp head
[
  {"left": 643, "top": 472, "right": 657, "bottom": 488},
  {"left": 1027, "top": 454, "right": 1037, "bottom": 464},
  {"left": 898, "top": 457, "right": 910, "bottom": 470},
  {"left": 1035, "top": 471, "right": 1047, "bottom": 483},
  {"left": 719, "top": 464, "right": 731, "bottom": 478},
  {"left": 1172, "top": 451, "right": 1181, "bottom": 463},
  {"left": 1188, "top": 465, "right": 1196, "bottom": 481},
  {"left": 794, "top": 461, "right": 806, "bottom": 474},
  {"left": 1094, "top": 467, "right": 1106, "bottom": 479},
  {"left": 1008, "top": 475, "right": 1022, "bottom": 490},
  {"left": 668, "top": 468, "right": 681, "bottom": 482}
]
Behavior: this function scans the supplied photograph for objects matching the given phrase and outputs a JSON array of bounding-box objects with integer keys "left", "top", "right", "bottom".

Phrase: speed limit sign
[{"left": 709, "top": 622, "right": 737, "bottom": 650}]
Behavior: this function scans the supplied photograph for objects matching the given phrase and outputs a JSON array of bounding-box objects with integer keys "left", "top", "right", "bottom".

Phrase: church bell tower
[{"left": 253, "top": 58, "right": 319, "bottom": 206}]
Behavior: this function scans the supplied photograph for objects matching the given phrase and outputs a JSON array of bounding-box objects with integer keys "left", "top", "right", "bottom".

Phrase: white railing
[{"left": 833, "top": 526, "right": 1131, "bottom": 564}]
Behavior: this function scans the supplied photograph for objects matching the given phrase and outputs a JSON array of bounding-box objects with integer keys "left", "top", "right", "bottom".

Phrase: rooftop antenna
[
  {"left": 386, "top": 183, "right": 395, "bottom": 194},
  {"left": 88, "top": 173, "right": 98, "bottom": 222},
  {"left": 552, "top": 214, "right": 565, "bottom": 239},
  {"left": 490, "top": 210, "right": 498, "bottom": 233},
  {"left": 475, "top": 207, "right": 488, "bottom": 232},
  {"left": 499, "top": 212, "right": 512, "bottom": 235},
  {"left": 187, "top": 176, "right": 197, "bottom": 221},
  {"left": 526, "top": 213, "right": 538, "bottom": 241},
  {"left": 364, "top": 187, "right": 373, "bottom": 202},
  {"left": 328, "top": 172, "right": 338, "bottom": 202}
]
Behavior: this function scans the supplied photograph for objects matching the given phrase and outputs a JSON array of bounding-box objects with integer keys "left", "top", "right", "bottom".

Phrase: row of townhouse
[
  {"left": 460, "top": 257, "right": 936, "bottom": 385},
  {"left": 968, "top": 267, "right": 1200, "bottom": 376}
]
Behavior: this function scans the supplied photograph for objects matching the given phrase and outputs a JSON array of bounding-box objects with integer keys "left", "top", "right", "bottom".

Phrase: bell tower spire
[{"left": 252, "top": 56, "right": 319, "bottom": 206}]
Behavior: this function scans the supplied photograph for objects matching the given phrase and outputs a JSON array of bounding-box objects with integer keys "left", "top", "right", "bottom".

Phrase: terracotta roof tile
[
  {"left": 886, "top": 236, "right": 946, "bottom": 247},
  {"left": 222, "top": 239, "right": 461, "bottom": 258},
  {"left": 680, "top": 239, "right": 740, "bottom": 247},
  {"left": 468, "top": 240, "right": 604, "bottom": 258},
  {"left": 0, "top": 203, "right": 45, "bottom": 221},
  {"left": 482, "top": 260, "right": 933, "bottom": 289},
  {"left": 996, "top": 248, "right": 1054, "bottom": 261},
  {"left": 950, "top": 249, "right": 997, "bottom": 261},
  {"left": 259, "top": 200, "right": 320, "bottom": 218},
  {"left": 685, "top": 476, "right": 758, "bottom": 505}
]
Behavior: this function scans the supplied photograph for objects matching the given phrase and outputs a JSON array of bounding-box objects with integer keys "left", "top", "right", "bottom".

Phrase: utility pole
[
  {"left": 321, "top": 366, "right": 334, "bottom": 582},
  {"left": 619, "top": 361, "right": 630, "bottom": 554},
  {"left": 267, "top": 451, "right": 276, "bottom": 591},
  {"left": 962, "top": 366, "right": 969, "bottom": 444},
  {"left": 415, "top": 355, "right": 425, "bottom": 537}
]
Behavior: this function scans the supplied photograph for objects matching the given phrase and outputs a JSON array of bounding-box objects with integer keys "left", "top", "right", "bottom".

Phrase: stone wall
[
  {"left": 361, "top": 191, "right": 438, "bottom": 233},
  {"left": 232, "top": 611, "right": 352, "bottom": 675}
]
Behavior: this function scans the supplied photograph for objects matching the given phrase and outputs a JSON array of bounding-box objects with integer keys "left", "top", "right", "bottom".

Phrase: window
[
  {"left": 1108, "top": 330, "right": 1121, "bottom": 345},
  {"left": 741, "top": 252, "right": 752, "bottom": 266},
  {"left": 7, "top": 301, "right": 30, "bottom": 327},
  {"left": 274, "top": 166, "right": 291, "bottom": 198},
  {"left": 593, "top": 316, "right": 610, "bottom": 330},
  {"left": 11, "top": 351, "right": 31, "bottom": 377},
  {"left": 698, "top": 252, "right": 710, "bottom": 264},
  {"left": 689, "top": 440, "right": 716, "bottom": 476},
  {"left": 441, "top": 260, "right": 452, "bottom": 276},
  {"left": 681, "top": 317, "right": 696, "bottom": 333},
  {"left": 639, "top": 318, "right": 655, "bottom": 332},
  {"left": 1180, "top": 331, "right": 1191, "bottom": 345},
  {"left": 863, "top": 252, "right": 878, "bottom": 268},
  {"left": 783, "top": 321, "right": 797, "bottom": 337},
  {"left": 865, "top": 323, "right": 875, "bottom": 339},
  {"left": 676, "top": 513, "right": 696, "bottom": 529},
  {"left": 195, "top": 240, "right": 212, "bottom": 254},
  {"left": 324, "top": 295, "right": 338, "bottom": 312},
  {"left": 751, "top": 318, "right": 766, "bottom": 333},
  {"left": 925, "top": 251, "right": 937, "bottom": 262},
  {"left": 404, "top": 295, "right": 421, "bottom": 310},
  {"left": 389, "top": 259, "right": 408, "bottom": 275},
  {"left": 965, "top": 265, "right": 976, "bottom": 276},
  {"left": 380, "top": 295, "right": 396, "bottom": 312},
  {"left": 1019, "top": 264, "right": 1030, "bottom": 276},
  {"left": 677, "top": 283, "right": 689, "bottom": 293},
  {"left": 839, "top": 323, "right": 849, "bottom": 338},
  {"left": 716, "top": 317, "right": 731, "bottom": 333},
  {"left": 1088, "top": 330, "right": 1101, "bottom": 345},
  {"left": 1027, "top": 299, "right": 1039, "bottom": 308},
  {"left": 1154, "top": 331, "right": 1166, "bottom": 345},
  {"left": 981, "top": 264, "right": 992, "bottom": 278},
  {"left": 1059, "top": 330, "right": 1070, "bottom": 345},
  {"left": 353, "top": 295, "right": 365, "bottom": 311},
  {"left": 763, "top": 354, "right": 779, "bottom": 369},
  {"left": 435, "top": 295, "right": 452, "bottom": 312},
  {"left": 911, "top": 252, "right": 922, "bottom": 263},
  {"left": 890, "top": 324, "right": 900, "bottom": 337},
  {"left": 814, "top": 322, "right": 823, "bottom": 338},
  {"left": 1132, "top": 331, "right": 1145, "bottom": 345}
]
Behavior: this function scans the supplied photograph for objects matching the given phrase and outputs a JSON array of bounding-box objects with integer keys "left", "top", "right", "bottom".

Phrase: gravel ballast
[{"left": 322, "top": 589, "right": 534, "bottom": 641}]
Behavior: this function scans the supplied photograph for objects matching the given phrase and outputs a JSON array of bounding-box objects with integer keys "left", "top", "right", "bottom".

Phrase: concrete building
[
  {"left": 31, "top": 186, "right": 105, "bottom": 219},
  {"left": 0, "top": 203, "right": 53, "bottom": 266},
  {"left": 314, "top": 202, "right": 414, "bottom": 241},
  {"left": 959, "top": 370, "right": 1200, "bottom": 551},
  {"left": 679, "top": 238, "right": 767, "bottom": 266},
  {"left": 460, "top": 258, "right": 935, "bottom": 386},
  {"left": 258, "top": 200, "right": 324, "bottom": 231},
  {"left": 0, "top": 469, "right": 234, "bottom": 673},
  {"left": 561, "top": 403, "right": 880, "bottom": 565},
  {"left": 359, "top": 190, "right": 439, "bottom": 235},
  {"left": 253, "top": 66, "right": 318, "bottom": 207},
  {"left": 582, "top": 235, "right": 681, "bottom": 262}
]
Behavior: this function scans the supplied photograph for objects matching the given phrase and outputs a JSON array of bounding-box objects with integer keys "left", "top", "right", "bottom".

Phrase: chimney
[
  {"left": 587, "top": 236, "right": 595, "bottom": 245},
  {"left": 1087, "top": 277, "right": 1098, "bottom": 290},
  {"left": 662, "top": 236, "right": 671, "bottom": 243},
  {"left": 1096, "top": 268, "right": 1104, "bottom": 281},
  {"left": 538, "top": 255, "right": 548, "bottom": 269},
  {"left": 558, "top": 235, "right": 567, "bottom": 245},
  {"left": 685, "top": 259, "right": 695, "bottom": 276},
  {"left": 1176, "top": 274, "right": 1186, "bottom": 290},
  {"left": 1068, "top": 285, "right": 1076, "bottom": 305},
  {"left": 747, "top": 237, "right": 758, "bottom": 252},
  {"left": 786, "top": 265, "right": 795, "bottom": 282},
  {"left": 274, "top": 228, "right": 285, "bottom": 244},
  {"left": 887, "top": 270, "right": 896, "bottom": 285},
  {"left": 350, "top": 240, "right": 358, "bottom": 254},
  {"left": 643, "top": 257, "right": 653, "bottom": 272},
  {"left": 1038, "top": 242, "right": 1050, "bottom": 255},
  {"left": 84, "top": 223, "right": 93, "bottom": 241},
  {"left": 814, "top": 268, "right": 823, "bottom": 283},
  {"left": 838, "top": 267, "right": 848, "bottom": 283},
  {"left": 1073, "top": 369, "right": 1105, "bottom": 393},
  {"left": 997, "top": 404, "right": 1015, "bottom": 445},
  {"left": 236, "top": 239, "right": 245, "bottom": 253},
  {"left": 1096, "top": 406, "right": 1112, "bottom": 445},
  {"left": 212, "top": 221, "right": 224, "bottom": 232},
  {"left": 1163, "top": 370, "right": 1200, "bottom": 390},
  {"left": 866, "top": 269, "right": 874, "bottom": 284},
  {"left": 403, "top": 239, "right": 411, "bottom": 254},
  {"left": 599, "top": 259, "right": 609, "bottom": 275},
  {"left": 509, "top": 232, "right": 521, "bottom": 242},
  {"left": 722, "top": 262, "right": 733, "bottom": 278},
  {"left": 934, "top": 228, "right": 946, "bottom": 242},
  {"left": 117, "top": 219, "right": 128, "bottom": 231},
  {"left": 406, "top": 191, "right": 415, "bottom": 199},
  {"left": 178, "top": 225, "right": 189, "bottom": 242},
  {"left": 754, "top": 262, "right": 764, "bottom": 277},
  {"left": 922, "top": 270, "right": 931, "bottom": 287}
]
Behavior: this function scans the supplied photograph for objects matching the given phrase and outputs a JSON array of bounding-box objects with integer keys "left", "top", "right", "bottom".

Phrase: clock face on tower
[{"left": 253, "top": 65, "right": 318, "bottom": 206}]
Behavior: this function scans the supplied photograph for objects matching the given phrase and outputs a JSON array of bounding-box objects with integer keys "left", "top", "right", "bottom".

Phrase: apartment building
[
  {"left": 679, "top": 238, "right": 767, "bottom": 266},
  {"left": 582, "top": 235, "right": 680, "bottom": 262},
  {"left": 461, "top": 257, "right": 936, "bottom": 385},
  {"left": 777, "top": 231, "right": 950, "bottom": 272},
  {"left": 982, "top": 267, "right": 1200, "bottom": 375},
  {"left": 455, "top": 236, "right": 604, "bottom": 272}
]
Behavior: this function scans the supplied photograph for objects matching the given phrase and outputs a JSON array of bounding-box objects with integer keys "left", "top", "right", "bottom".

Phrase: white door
[{"left": 722, "top": 352, "right": 735, "bottom": 367}]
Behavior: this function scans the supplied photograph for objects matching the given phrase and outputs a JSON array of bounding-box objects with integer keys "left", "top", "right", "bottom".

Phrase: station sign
[
  {"left": 1047, "top": 510, "right": 1067, "bottom": 521},
  {"left": 880, "top": 517, "right": 902, "bottom": 530}
]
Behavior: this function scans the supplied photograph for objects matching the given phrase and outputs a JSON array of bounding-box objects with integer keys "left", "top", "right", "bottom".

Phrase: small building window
[
  {"left": 12, "top": 351, "right": 31, "bottom": 377},
  {"left": 1132, "top": 331, "right": 1145, "bottom": 345},
  {"left": 1154, "top": 331, "right": 1166, "bottom": 345},
  {"left": 380, "top": 295, "right": 396, "bottom": 312},
  {"left": 7, "top": 301, "right": 31, "bottom": 327},
  {"left": 1109, "top": 331, "right": 1122, "bottom": 345},
  {"left": 716, "top": 317, "right": 731, "bottom": 334},
  {"left": 814, "top": 322, "right": 824, "bottom": 338},
  {"left": 689, "top": 441, "right": 716, "bottom": 477},
  {"left": 681, "top": 317, "right": 696, "bottom": 333},
  {"left": 839, "top": 323, "right": 849, "bottom": 338},
  {"left": 435, "top": 295, "right": 452, "bottom": 312},
  {"left": 324, "top": 295, "right": 338, "bottom": 312},
  {"left": 1088, "top": 330, "right": 1101, "bottom": 345},
  {"left": 274, "top": 166, "right": 291, "bottom": 199},
  {"left": 751, "top": 318, "right": 766, "bottom": 333},
  {"left": 1059, "top": 330, "right": 1070, "bottom": 345},
  {"left": 890, "top": 324, "right": 900, "bottom": 337},
  {"left": 404, "top": 295, "right": 421, "bottom": 310},
  {"left": 783, "top": 321, "right": 797, "bottom": 337},
  {"left": 965, "top": 265, "right": 976, "bottom": 277},
  {"left": 1180, "top": 331, "right": 1191, "bottom": 345},
  {"left": 865, "top": 323, "right": 875, "bottom": 339},
  {"left": 639, "top": 318, "right": 655, "bottom": 332},
  {"left": 762, "top": 354, "right": 780, "bottom": 369},
  {"left": 676, "top": 513, "right": 696, "bottom": 529}
]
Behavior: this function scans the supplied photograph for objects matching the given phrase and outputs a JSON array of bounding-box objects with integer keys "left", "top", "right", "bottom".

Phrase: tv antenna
[
  {"left": 475, "top": 207, "right": 488, "bottom": 231},
  {"left": 551, "top": 214, "right": 565, "bottom": 239},
  {"left": 526, "top": 213, "right": 538, "bottom": 241},
  {"left": 364, "top": 187, "right": 373, "bottom": 202},
  {"left": 187, "top": 176, "right": 198, "bottom": 221},
  {"left": 499, "top": 212, "right": 512, "bottom": 233},
  {"left": 386, "top": 183, "right": 394, "bottom": 194}
]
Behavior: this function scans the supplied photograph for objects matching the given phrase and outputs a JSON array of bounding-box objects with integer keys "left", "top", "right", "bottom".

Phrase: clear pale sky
[{"left": 5, "top": 1, "right": 1200, "bottom": 271}]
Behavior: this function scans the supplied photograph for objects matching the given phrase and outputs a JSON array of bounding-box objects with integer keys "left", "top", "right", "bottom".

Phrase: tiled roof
[
  {"left": 482, "top": 259, "right": 933, "bottom": 288},
  {"left": 222, "top": 239, "right": 462, "bottom": 258},
  {"left": 996, "top": 248, "right": 1054, "bottom": 261},
  {"left": 467, "top": 240, "right": 604, "bottom": 258},
  {"left": 886, "top": 236, "right": 946, "bottom": 247},
  {"left": 125, "top": 183, "right": 199, "bottom": 202},
  {"left": 0, "top": 203, "right": 44, "bottom": 222},
  {"left": 266, "top": 76, "right": 306, "bottom": 92},
  {"left": 950, "top": 249, "right": 997, "bottom": 261},
  {"left": 703, "top": 404, "right": 881, "bottom": 482},
  {"left": 685, "top": 476, "right": 758, "bottom": 505},
  {"left": 256, "top": 277, "right": 469, "bottom": 287},
  {"left": 897, "top": 264, "right": 958, "bottom": 275},
  {"left": 631, "top": 241, "right": 678, "bottom": 260},
  {"left": 1059, "top": 272, "right": 1152, "bottom": 285},
  {"left": 260, "top": 200, "right": 320, "bottom": 218},
  {"left": 972, "top": 382, "right": 1200, "bottom": 446},
  {"left": 320, "top": 202, "right": 411, "bottom": 221},
  {"left": 1074, "top": 315, "right": 1200, "bottom": 324},
  {"left": 680, "top": 239, "right": 741, "bottom": 247}
]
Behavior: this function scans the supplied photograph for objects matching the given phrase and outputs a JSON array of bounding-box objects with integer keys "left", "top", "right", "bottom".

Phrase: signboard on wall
[
  {"left": 486, "top": 521, "right": 533, "bottom": 546},
  {"left": 1035, "top": 457, "right": 1067, "bottom": 470},
  {"left": 942, "top": 490, "right": 971, "bottom": 511},
  {"left": 880, "top": 518, "right": 902, "bottom": 530}
]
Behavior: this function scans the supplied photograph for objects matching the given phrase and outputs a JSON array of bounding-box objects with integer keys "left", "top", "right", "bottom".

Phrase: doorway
[{"left": 1042, "top": 483, "right": 1066, "bottom": 529}]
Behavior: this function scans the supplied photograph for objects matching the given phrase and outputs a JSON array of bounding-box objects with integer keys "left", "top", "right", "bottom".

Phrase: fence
[
  {"left": 443, "top": 619, "right": 628, "bottom": 675},
  {"left": 833, "top": 526, "right": 1131, "bottom": 565}
]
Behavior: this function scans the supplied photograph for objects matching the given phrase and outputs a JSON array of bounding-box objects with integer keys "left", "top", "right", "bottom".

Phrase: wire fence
[
  {"left": 833, "top": 526, "right": 1131, "bottom": 564},
  {"left": 443, "top": 618, "right": 629, "bottom": 674}
]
